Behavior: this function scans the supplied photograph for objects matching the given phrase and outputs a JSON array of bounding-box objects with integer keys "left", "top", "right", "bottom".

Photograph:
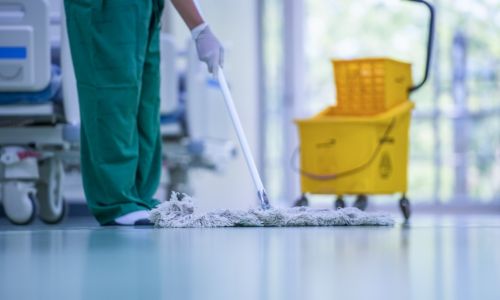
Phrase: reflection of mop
[{"left": 150, "top": 69, "right": 394, "bottom": 228}]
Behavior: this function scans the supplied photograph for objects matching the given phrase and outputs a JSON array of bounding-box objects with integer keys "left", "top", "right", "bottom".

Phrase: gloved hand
[{"left": 192, "top": 23, "right": 224, "bottom": 76}]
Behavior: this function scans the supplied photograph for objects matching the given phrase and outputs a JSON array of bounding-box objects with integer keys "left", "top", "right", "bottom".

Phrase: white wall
[{"left": 166, "top": 0, "right": 261, "bottom": 211}]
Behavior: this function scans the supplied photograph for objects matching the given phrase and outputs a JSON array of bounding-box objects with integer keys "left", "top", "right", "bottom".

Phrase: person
[{"left": 64, "top": 0, "right": 223, "bottom": 225}]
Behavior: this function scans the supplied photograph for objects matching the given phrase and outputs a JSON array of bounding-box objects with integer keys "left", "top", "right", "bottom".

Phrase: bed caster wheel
[
  {"left": 39, "top": 198, "right": 67, "bottom": 224},
  {"left": 2, "top": 182, "right": 37, "bottom": 225},
  {"left": 294, "top": 194, "right": 309, "bottom": 207},
  {"left": 334, "top": 196, "right": 345, "bottom": 209},
  {"left": 353, "top": 195, "right": 368, "bottom": 211},
  {"left": 37, "top": 157, "right": 66, "bottom": 224},
  {"left": 399, "top": 196, "right": 411, "bottom": 221}
]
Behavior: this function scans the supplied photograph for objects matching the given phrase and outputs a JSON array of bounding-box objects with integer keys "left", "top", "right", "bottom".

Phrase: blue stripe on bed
[{"left": 0, "top": 47, "right": 27, "bottom": 59}]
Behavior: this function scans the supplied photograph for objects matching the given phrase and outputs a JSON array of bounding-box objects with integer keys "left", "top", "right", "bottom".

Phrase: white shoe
[{"left": 113, "top": 210, "right": 152, "bottom": 226}]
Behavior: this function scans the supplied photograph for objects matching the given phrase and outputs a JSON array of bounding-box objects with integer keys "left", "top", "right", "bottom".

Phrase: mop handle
[{"left": 216, "top": 68, "right": 271, "bottom": 209}]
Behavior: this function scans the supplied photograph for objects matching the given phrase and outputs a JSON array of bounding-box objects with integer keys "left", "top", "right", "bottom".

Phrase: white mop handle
[{"left": 216, "top": 68, "right": 266, "bottom": 194}]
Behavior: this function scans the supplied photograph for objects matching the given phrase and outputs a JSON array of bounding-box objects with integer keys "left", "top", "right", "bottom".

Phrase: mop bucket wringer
[{"left": 333, "top": 58, "right": 412, "bottom": 115}]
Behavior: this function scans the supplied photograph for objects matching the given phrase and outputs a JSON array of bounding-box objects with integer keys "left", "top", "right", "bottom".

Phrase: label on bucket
[{"left": 379, "top": 152, "right": 392, "bottom": 179}]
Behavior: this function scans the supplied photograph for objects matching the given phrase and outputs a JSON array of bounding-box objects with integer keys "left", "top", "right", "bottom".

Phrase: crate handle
[
  {"left": 291, "top": 119, "right": 397, "bottom": 181},
  {"left": 404, "top": 0, "right": 435, "bottom": 93}
]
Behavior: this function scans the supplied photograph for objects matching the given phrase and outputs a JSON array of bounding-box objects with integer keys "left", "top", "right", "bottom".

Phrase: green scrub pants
[{"left": 64, "top": 0, "right": 164, "bottom": 224}]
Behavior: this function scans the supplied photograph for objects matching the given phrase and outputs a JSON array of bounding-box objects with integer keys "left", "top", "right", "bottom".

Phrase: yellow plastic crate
[
  {"left": 333, "top": 58, "right": 413, "bottom": 115},
  {"left": 295, "top": 101, "right": 414, "bottom": 195}
]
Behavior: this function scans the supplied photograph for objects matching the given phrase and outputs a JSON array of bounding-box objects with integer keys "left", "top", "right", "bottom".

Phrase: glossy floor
[{"left": 1, "top": 214, "right": 499, "bottom": 300}]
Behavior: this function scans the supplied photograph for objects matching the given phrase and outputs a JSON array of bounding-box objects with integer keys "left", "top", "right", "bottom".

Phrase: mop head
[{"left": 150, "top": 192, "right": 394, "bottom": 228}]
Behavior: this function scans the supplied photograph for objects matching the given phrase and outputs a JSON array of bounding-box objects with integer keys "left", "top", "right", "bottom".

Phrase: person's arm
[
  {"left": 170, "top": 0, "right": 204, "bottom": 30},
  {"left": 171, "top": 0, "right": 224, "bottom": 76}
]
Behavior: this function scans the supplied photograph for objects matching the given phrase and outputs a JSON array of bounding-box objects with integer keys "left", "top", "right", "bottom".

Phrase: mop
[{"left": 150, "top": 68, "right": 394, "bottom": 228}]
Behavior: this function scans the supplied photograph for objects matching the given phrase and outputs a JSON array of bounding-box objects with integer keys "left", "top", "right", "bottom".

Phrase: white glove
[{"left": 192, "top": 23, "right": 224, "bottom": 76}]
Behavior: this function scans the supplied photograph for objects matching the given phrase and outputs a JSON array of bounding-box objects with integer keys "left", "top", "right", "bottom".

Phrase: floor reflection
[{"left": 0, "top": 215, "right": 499, "bottom": 300}]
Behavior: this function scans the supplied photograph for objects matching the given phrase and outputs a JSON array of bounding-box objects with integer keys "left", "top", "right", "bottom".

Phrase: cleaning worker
[{"left": 64, "top": 0, "right": 223, "bottom": 225}]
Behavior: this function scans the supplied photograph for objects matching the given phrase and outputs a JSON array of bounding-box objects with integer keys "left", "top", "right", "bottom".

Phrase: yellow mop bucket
[
  {"left": 292, "top": 0, "right": 435, "bottom": 220},
  {"left": 295, "top": 101, "right": 414, "bottom": 195}
]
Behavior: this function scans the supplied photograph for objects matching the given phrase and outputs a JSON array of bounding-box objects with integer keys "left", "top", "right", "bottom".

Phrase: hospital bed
[
  {"left": 0, "top": 0, "right": 72, "bottom": 224},
  {"left": 0, "top": 0, "right": 235, "bottom": 225}
]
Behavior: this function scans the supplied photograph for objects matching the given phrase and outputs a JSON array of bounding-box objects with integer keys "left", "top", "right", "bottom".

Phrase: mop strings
[{"left": 149, "top": 192, "right": 395, "bottom": 228}]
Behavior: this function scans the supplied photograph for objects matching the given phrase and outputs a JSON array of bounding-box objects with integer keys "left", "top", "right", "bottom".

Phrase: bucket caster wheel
[
  {"left": 353, "top": 194, "right": 368, "bottom": 211},
  {"left": 399, "top": 196, "right": 411, "bottom": 221},
  {"left": 334, "top": 196, "right": 346, "bottom": 209},
  {"left": 294, "top": 194, "right": 309, "bottom": 207}
]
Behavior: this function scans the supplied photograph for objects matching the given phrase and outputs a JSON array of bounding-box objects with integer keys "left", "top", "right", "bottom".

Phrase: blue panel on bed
[
  {"left": 0, "top": 65, "right": 61, "bottom": 105},
  {"left": 0, "top": 47, "right": 27, "bottom": 60}
]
